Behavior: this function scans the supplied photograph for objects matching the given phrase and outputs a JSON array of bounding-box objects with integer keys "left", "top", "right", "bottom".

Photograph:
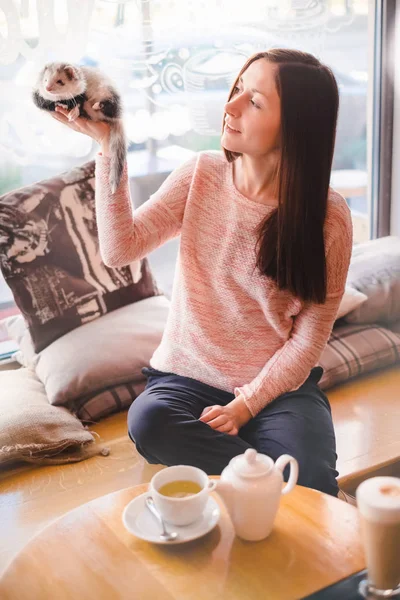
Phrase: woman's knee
[
  {"left": 127, "top": 391, "right": 170, "bottom": 448},
  {"left": 293, "top": 455, "right": 339, "bottom": 497},
  {"left": 253, "top": 409, "right": 338, "bottom": 496},
  {"left": 278, "top": 424, "right": 338, "bottom": 496}
]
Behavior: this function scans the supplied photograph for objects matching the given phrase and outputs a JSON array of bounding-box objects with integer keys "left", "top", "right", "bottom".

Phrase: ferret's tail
[{"left": 108, "top": 120, "right": 127, "bottom": 194}]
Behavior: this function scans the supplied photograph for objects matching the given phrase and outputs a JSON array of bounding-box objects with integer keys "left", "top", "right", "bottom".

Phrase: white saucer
[{"left": 122, "top": 492, "right": 220, "bottom": 545}]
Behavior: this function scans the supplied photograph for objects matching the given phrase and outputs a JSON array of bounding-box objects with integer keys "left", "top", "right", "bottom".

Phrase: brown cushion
[
  {"left": 0, "top": 369, "right": 102, "bottom": 466},
  {"left": 318, "top": 322, "right": 400, "bottom": 390},
  {"left": 0, "top": 161, "right": 160, "bottom": 352},
  {"left": 344, "top": 236, "right": 400, "bottom": 324}
]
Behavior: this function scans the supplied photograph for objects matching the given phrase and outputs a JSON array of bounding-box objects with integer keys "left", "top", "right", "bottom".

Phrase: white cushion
[
  {"left": 1, "top": 314, "right": 36, "bottom": 367},
  {"left": 336, "top": 286, "right": 368, "bottom": 320}
]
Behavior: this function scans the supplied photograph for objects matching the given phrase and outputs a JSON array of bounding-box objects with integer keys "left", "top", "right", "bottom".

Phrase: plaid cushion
[
  {"left": 318, "top": 322, "right": 400, "bottom": 390},
  {"left": 390, "top": 319, "right": 400, "bottom": 334},
  {"left": 72, "top": 380, "right": 146, "bottom": 423}
]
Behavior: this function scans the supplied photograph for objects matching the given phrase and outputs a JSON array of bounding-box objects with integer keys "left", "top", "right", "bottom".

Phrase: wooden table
[{"left": 0, "top": 482, "right": 365, "bottom": 600}]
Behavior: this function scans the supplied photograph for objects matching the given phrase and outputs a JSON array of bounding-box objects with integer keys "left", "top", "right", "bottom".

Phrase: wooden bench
[
  {"left": 330, "top": 364, "right": 400, "bottom": 493},
  {"left": 0, "top": 364, "right": 399, "bottom": 574}
]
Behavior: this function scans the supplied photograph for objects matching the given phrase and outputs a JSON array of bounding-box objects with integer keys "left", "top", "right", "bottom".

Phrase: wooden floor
[{"left": 0, "top": 363, "right": 399, "bottom": 576}]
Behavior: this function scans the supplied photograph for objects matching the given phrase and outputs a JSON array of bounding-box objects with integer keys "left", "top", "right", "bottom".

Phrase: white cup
[{"left": 149, "top": 465, "right": 217, "bottom": 527}]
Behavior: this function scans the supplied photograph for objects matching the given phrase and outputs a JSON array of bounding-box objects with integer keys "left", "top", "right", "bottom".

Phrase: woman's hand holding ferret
[{"left": 52, "top": 106, "right": 111, "bottom": 155}]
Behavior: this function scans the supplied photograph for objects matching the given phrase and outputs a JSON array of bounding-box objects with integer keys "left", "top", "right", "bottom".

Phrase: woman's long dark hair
[{"left": 223, "top": 49, "right": 339, "bottom": 304}]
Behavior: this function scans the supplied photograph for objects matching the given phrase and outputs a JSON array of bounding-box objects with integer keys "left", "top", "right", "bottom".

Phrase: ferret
[{"left": 33, "top": 63, "right": 126, "bottom": 193}]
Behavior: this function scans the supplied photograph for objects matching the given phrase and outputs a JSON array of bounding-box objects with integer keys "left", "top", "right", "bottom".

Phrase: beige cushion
[
  {"left": 0, "top": 369, "right": 99, "bottom": 466},
  {"left": 344, "top": 236, "right": 400, "bottom": 324},
  {"left": 1, "top": 314, "right": 148, "bottom": 422},
  {"left": 5, "top": 296, "right": 167, "bottom": 407},
  {"left": 2, "top": 296, "right": 169, "bottom": 422},
  {"left": 336, "top": 286, "right": 367, "bottom": 320}
]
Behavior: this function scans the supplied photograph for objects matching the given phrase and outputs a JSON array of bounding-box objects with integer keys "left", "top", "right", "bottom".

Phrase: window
[{"left": 0, "top": 0, "right": 375, "bottom": 310}]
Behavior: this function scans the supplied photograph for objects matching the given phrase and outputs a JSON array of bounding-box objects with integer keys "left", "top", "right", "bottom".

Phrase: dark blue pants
[{"left": 127, "top": 366, "right": 339, "bottom": 497}]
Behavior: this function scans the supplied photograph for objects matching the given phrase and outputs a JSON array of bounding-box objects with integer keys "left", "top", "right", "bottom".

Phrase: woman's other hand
[{"left": 199, "top": 394, "right": 252, "bottom": 435}]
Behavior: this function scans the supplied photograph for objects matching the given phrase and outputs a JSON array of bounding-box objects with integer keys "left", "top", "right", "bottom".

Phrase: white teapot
[{"left": 215, "top": 449, "right": 299, "bottom": 541}]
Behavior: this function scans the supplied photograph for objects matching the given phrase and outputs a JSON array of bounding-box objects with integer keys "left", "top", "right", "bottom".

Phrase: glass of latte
[{"left": 356, "top": 476, "right": 400, "bottom": 598}]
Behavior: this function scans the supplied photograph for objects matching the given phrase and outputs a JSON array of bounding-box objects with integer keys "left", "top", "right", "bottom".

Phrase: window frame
[{"left": 369, "top": 0, "right": 395, "bottom": 239}]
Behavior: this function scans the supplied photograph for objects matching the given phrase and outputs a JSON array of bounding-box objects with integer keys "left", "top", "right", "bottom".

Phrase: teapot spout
[{"left": 214, "top": 479, "right": 234, "bottom": 517}]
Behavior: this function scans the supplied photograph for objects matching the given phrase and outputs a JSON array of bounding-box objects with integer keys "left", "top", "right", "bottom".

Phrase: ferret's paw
[
  {"left": 92, "top": 102, "right": 103, "bottom": 111},
  {"left": 56, "top": 103, "right": 68, "bottom": 109},
  {"left": 68, "top": 106, "right": 80, "bottom": 122}
]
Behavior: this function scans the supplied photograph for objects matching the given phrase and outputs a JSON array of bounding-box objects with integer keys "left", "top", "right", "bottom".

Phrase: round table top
[{"left": 0, "top": 482, "right": 365, "bottom": 600}]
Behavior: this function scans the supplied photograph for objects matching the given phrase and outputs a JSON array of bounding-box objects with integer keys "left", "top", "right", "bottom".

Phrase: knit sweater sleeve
[
  {"left": 235, "top": 197, "right": 353, "bottom": 417},
  {"left": 94, "top": 153, "right": 197, "bottom": 267}
]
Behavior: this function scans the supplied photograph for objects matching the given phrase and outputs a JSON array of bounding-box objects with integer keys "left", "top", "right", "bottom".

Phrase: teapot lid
[{"left": 232, "top": 448, "right": 272, "bottom": 478}]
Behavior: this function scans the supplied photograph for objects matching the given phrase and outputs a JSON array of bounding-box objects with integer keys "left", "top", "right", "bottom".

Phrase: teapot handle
[{"left": 275, "top": 455, "right": 299, "bottom": 495}]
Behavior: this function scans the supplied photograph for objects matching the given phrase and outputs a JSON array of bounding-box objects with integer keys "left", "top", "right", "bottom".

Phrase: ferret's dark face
[{"left": 39, "top": 64, "right": 86, "bottom": 99}]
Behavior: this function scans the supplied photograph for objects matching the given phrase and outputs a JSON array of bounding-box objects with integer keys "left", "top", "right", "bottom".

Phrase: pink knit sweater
[{"left": 95, "top": 151, "right": 353, "bottom": 416}]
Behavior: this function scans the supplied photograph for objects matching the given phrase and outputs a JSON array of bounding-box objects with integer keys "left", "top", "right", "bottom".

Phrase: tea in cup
[{"left": 149, "top": 465, "right": 217, "bottom": 526}]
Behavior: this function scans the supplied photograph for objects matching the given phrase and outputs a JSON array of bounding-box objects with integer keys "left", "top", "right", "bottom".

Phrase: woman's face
[{"left": 221, "top": 59, "right": 281, "bottom": 158}]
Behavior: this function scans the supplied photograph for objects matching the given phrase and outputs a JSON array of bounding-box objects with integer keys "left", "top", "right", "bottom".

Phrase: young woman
[{"left": 53, "top": 49, "right": 353, "bottom": 497}]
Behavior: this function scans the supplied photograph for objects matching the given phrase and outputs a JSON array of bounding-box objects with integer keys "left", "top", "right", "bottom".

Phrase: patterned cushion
[
  {"left": 318, "top": 322, "right": 400, "bottom": 390},
  {"left": 0, "top": 161, "right": 160, "bottom": 352},
  {"left": 73, "top": 380, "right": 146, "bottom": 423}
]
